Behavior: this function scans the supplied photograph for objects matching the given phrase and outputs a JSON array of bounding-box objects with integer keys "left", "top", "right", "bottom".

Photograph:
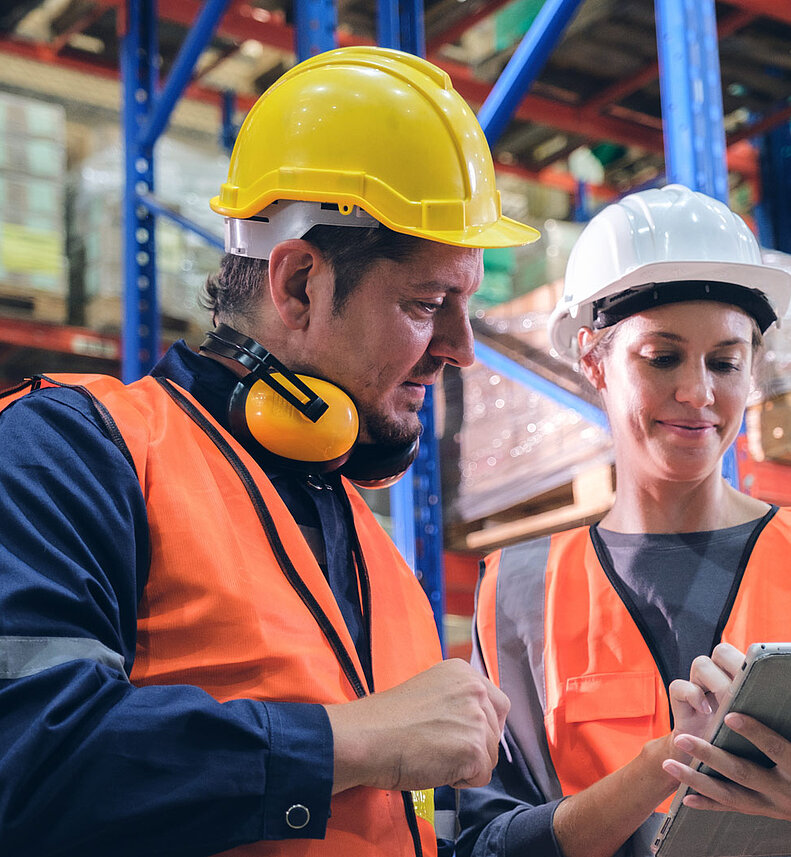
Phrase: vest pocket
[{"left": 564, "top": 671, "right": 655, "bottom": 723}]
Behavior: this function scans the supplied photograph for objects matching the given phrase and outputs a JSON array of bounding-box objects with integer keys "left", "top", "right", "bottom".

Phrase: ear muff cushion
[{"left": 229, "top": 373, "right": 359, "bottom": 468}]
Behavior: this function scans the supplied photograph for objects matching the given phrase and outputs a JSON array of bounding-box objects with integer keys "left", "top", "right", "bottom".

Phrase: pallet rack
[{"left": 1, "top": 0, "right": 790, "bottom": 647}]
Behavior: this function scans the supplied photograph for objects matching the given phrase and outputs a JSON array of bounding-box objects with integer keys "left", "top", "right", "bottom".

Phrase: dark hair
[{"left": 201, "top": 223, "right": 428, "bottom": 322}]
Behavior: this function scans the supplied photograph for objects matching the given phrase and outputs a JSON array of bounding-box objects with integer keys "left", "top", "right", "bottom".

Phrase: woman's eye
[
  {"left": 711, "top": 359, "right": 741, "bottom": 373},
  {"left": 645, "top": 354, "right": 678, "bottom": 368}
]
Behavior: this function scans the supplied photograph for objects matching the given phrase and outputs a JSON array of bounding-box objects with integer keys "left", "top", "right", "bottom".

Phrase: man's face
[{"left": 299, "top": 241, "right": 483, "bottom": 446}]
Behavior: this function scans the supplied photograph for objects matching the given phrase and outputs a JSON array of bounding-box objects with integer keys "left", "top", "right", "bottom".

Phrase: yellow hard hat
[{"left": 210, "top": 46, "right": 539, "bottom": 249}]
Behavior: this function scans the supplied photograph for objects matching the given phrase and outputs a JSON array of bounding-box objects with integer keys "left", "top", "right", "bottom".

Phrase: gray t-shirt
[{"left": 595, "top": 518, "right": 764, "bottom": 682}]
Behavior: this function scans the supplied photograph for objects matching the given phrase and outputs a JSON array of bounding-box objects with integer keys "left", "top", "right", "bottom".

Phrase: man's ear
[
  {"left": 267, "top": 239, "right": 326, "bottom": 330},
  {"left": 578, "top": 327, "right": 606, "bottom": 391}
]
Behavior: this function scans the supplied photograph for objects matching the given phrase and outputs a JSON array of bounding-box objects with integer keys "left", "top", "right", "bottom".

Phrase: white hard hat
[{"left": 548, "top": 183, "right": 791, "bottom": 362}]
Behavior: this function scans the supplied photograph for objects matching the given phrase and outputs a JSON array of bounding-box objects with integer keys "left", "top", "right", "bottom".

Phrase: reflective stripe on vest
[
  {"left": 477, "top": 538, "right": 561, "bottom": 804},
  {"left": 12, "top": 373, "right": 442, "bottom": 857},
  {"left": 477, "top": 510, "right": 791, "bottom": 819},
  {"left": 0, "top": 636, "right": 126, "bottom": 679}
]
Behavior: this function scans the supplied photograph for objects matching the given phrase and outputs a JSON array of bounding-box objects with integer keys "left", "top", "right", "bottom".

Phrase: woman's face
[{"left": 582, "top": 301, "right": 756, "bottom": 486}]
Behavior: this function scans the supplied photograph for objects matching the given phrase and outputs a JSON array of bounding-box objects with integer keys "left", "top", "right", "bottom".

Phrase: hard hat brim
[
  {"left": 410, "top": 213, "right": 540, "bottom": 249},
  {"left": 549, "top": 259, "right": 791, "bottom": 362}
]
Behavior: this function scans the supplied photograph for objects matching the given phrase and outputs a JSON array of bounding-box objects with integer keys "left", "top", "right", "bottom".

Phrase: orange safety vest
[
  {"left": 476, "top": 510, "right": 791, "bottom": 815},
  {"left": 8, "top": 373, "right": 442, "bottom": 857}
]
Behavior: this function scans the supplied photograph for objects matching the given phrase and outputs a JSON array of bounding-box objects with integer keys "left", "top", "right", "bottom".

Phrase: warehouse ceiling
[{"left": 0, "top": 0, "right": 790, "bottom": 211}]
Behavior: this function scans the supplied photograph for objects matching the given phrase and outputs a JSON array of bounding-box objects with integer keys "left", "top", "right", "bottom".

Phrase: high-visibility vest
[
  {"left": 8, "top": 373, "right": 442, "bottom": 857},
  {"left": 475, "top": 509, "right": 791, "bottom": 849}
]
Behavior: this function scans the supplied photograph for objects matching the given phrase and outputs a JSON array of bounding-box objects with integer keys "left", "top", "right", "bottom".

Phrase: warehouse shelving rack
[
  {"left": 115, "top": 0, "right": 757, "bottom": 647},
  {"left": 1, "top": 0, "right": 790, "bottom": 645}
]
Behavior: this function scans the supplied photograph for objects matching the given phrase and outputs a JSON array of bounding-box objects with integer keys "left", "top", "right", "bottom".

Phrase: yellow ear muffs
[
  {"left": 201, "top": 324, "right": 416, "bottom": 484},
  {"left": 229, "top": 371, "right": 359, "bottom": 471}
]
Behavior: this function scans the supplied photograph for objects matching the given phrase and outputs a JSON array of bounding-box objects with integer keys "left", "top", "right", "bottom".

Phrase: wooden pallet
[
  {"left": 84, "top": 294, "right": 207, "bottom": 344},
  {"left": 450, "top": 463, "right": 616, "bottom": 553},
  {"left": 0, "top": 286, "right": 67, "bottom": 324}
]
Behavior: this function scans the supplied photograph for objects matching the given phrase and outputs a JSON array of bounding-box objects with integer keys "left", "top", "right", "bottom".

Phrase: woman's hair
[{"left": 201, "top": 223, "right": 427, "bottom": 323}]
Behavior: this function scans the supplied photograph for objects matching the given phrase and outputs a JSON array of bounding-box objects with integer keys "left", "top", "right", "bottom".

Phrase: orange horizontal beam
[
  {"left": 434, "top": 57, "right": 666, "bottom": 153},
  {"left": 720, "top": 0, "right": 791, "bottom": 26},
  {"left": 0, "top": 317, "right": 121, "bottom": 360},
  {"left": 425, "top": 0, "right": 513, "bottom": 53}
]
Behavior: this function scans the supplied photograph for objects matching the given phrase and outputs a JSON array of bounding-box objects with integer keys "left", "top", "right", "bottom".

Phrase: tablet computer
[{"left": 652, "top": 643, "right": 791, "bottom": 857}]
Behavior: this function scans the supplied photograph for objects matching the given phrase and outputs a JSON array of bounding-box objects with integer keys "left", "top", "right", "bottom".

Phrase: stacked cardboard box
[
  {"left": 0, "top": 92, "right": 68, "bottom": 322},
  {"left": 745, "top": 250, "right": 791, "bottom": 465},
  {"left": 72, "top": 132, "right": 225, "bottom": 337}
]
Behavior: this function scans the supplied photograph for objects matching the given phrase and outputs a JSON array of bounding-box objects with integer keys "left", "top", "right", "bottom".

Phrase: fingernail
[
  {"left": 727, "top": 713, "right": 744, "bottom": 729},
  {"left": 674, "top": 735, "right": 694, "bottom": 752},
  {"left": 701, "top": 700, "right": 712, "bottom": 715},
  {"left": 662, "top": 760, "right": 680, "bottom": 775}
]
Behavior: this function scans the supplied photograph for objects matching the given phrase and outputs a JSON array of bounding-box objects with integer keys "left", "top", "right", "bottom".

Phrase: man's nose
[{"left": 430, "top": 311, "right": 475, "bottom": 369}]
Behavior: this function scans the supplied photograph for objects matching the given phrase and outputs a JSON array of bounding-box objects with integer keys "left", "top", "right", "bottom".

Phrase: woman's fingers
[
  {"left": 710, "top": 642, "right": 745, "bottom": 681},
  {"left": 725, "top": 713, "right": 791, "bottom": 772},
  {"left": 662, "top": 724, "right": 791, "bottom": 821},
  {"left": 669, "top": 678, "right": 712, "bottom": 715},
  {"left": 689, "top": 655, "right": 733, "bottom": 698}
]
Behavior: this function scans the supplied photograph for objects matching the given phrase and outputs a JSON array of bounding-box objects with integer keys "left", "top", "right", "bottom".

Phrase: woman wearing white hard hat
[{"left": 457, "top": 184, "right": 791, "bottom": 857}]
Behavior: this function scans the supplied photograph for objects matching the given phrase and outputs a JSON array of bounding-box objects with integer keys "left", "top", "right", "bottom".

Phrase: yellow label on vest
[{"left": 411, "top": 788, "right": 434, "bottom": 826}]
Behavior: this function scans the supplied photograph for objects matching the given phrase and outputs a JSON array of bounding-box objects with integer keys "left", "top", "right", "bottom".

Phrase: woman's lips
[{"left": 656, "top": 419, "right": 717, "bottom": 437}]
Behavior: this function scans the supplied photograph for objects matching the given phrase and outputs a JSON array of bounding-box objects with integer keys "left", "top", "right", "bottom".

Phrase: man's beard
[
  {"left": 362, "top": 403, "right": 423, "bottom": 448},
  {"left": 357, "top": 357, "right": 445, "bottom": 448}
]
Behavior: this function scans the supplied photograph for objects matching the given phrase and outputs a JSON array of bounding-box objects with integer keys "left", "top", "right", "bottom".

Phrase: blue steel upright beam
[
  {"left": 121, "top": 0, "right": 158, "bottom": 383},
  {"left": 220, "top": 89, "right": 239, "bottom": 156},
  {"left": 121, "top": 0, "right": 230, "bottom": 382},
  {"left": 477, "top": 0, "right": 586, "bottom": 146},
  {"left": 655, "top": 0, "right": 728, "bottom": 203},
  {"left": 376, "top": 0, "right": 424, "bottom": 55},
  {"left": 758, "top": 123, "right": 791, "bottom": 254},
  {"left": 374, "top": 0, "right": 449, "bottom": 643},
  {"left": 655, "top": 0, "right": 739, "bottom": 485},
  {"left": 294, "top": 0, "right": 338, "bottom": 62},
  {"left": 377, "top": 0, "right": 402, "bottom": 50}
]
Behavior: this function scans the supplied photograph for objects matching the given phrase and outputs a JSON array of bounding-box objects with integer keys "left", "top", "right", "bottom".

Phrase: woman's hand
[
  {"left": 662, "top": 713, "right": 791, "bottom": 821},
  {"left": 668, "top": 642, "right": 744, "bottom": 752}
]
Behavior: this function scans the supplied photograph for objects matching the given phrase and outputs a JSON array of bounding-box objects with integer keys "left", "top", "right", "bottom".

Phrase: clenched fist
[{"left": 325, "top": 658, "right": 510, "bottom": 794}]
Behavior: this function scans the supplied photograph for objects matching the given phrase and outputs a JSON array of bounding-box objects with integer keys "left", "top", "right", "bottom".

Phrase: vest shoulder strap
[{"left": 0, "top": 373, "right": 139, "bottom": 477}]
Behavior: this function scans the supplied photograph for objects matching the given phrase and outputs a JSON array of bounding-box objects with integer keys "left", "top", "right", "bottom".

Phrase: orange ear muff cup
[{"left": 229, "top": 372, "right": 359, "bottom": 470}]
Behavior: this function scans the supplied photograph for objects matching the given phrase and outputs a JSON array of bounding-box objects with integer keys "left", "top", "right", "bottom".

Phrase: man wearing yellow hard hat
[{"left": 0, "top": 48, "right": 537, "bottom": 856}]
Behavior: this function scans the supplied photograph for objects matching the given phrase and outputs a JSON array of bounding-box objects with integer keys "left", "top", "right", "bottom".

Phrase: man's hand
[{"left": 324, "top": 659, "right": 510, "bottom": 795}]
